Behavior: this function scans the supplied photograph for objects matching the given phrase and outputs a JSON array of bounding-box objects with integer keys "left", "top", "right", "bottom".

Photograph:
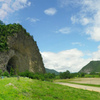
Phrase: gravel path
[{"left": 55, "top": 82, "right": 100, "bottom": 92}]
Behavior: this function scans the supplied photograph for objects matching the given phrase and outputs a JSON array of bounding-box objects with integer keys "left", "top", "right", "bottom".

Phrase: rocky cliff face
[{"left": 0, "top": 26, "right": 45, "bottom": 74}]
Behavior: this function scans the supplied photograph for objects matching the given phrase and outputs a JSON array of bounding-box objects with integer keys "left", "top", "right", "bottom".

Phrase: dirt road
[{"left": 56, "top": 82, "right": 100, "bottom": 92}]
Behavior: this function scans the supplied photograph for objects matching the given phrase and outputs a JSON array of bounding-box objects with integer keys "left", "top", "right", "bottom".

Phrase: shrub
[
  {"left": 60, "top": 70, "right": 71, "bottom": 79},
  {"left": 3, "top": 71, "right": 9, "bottom": 77},
  {"left": 0, "top": 70, "right": 3, "bottom": 76},
  {"left": 19, "top": 71, "right": 56, "bottom": 81},
  {"left": 19, "top": 70, "right": 34, "bottom": 78},
  {"left": 10, "top": 68, "right": 14, "bottom": 76}
]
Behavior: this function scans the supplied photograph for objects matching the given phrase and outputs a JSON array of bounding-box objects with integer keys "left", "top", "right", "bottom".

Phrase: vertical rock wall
[{"left": 0, "top": 30, "right": 45, "bottom": 73}]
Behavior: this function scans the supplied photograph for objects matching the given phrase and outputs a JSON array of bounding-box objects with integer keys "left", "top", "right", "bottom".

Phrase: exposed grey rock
[{"left": 0, "top": 31, "right": 45, "bottom": 74}]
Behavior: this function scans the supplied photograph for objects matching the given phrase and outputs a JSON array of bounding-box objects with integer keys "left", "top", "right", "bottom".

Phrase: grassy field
[
  {"left": 55, "top": 78, "right": 100, "bottom": 87},
  {"left": 0, "top": 77, "right": 100, "bottom": 100}
]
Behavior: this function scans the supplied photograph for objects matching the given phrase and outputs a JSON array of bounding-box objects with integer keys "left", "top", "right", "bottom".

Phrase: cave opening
[{"left": 6, "top": 56, "right": 18, "bottom": 74}]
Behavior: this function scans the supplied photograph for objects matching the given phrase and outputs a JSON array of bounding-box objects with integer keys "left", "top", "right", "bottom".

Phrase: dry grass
[{"left": 70, "top": 78, "right": 100, "bottom": 85}]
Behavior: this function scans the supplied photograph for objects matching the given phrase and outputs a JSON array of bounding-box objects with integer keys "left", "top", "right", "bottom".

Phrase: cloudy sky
[{"left": 1, "top": 0, "right": 100, "bottom": 72}]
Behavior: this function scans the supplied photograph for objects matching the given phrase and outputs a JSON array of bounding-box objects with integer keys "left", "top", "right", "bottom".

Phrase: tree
[
  {"left": 0, "top": 20, "right": 4, "bottom": 25},
  {"left": 60, "top": 70, "right": 71, "bottom": 79},
  {"left": 80, "top": 73, "right": 85, "bottom": 77},
  {"left": 3, "top": 71, "right": 9, "bottom": 77},
  {"left": 10, "top": 67, "right": 15, "bottom": 76},
  {"left": 90, "top": 71, "right": 96, "bottom": 75},
  {"left": 98, "top": 72, "right": 100, "bottom": 77}
]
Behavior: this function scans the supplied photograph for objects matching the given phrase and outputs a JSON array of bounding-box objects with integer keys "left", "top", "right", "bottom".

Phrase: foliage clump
[
  {"left": 0, "top": 70, "right": 9, "bottom": 77},
  {"left": 60, "top": 70, "right": 71, "bottom": 79},
  {"left": 0, "top": 20, "right": 30, "bottom": 52},
  {"left": 0, "top": 69, "right": 55, "bottom": 82},
  {"left": 19, "top": 70, "right": 55, "bottom": 81},
  {"left": 0, "top": 20, "right": 4, "bottom": 25}
]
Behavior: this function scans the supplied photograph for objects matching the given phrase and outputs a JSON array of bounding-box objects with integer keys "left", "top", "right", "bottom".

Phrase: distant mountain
[
  {"left": 45, "top": 68, "right": 60, "bottom": 75},
  {"left": 79, "top": 61, "right": 100, "bottom": 74}
]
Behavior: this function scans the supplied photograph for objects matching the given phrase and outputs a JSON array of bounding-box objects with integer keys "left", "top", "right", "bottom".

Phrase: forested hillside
[
  {"left": 79, "top": 61, "right": 100, "bottom": 73},
  {"left": 45, "top": 68, "right": 59, "bottom": 75}
]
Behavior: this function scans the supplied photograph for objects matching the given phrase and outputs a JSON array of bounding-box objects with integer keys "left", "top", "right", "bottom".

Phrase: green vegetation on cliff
[
  {"left": 0, "top": 21, "right": 30, "bottom": 52},
  {"left": 79, "top": 61, "right": 100, "bottom": 73},
  {"left": 0, "top": 20, "right": 4, "bottom": 25}
]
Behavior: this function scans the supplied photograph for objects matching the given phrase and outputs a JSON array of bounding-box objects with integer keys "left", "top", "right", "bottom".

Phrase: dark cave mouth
[{"left": 6, "top": 56, "right": 18, "bottom": 73}]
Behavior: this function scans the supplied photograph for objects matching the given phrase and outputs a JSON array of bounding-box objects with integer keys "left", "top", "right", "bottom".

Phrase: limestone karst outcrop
[{"left": 0, "top": 24, "right": 45, "bottom": 74}]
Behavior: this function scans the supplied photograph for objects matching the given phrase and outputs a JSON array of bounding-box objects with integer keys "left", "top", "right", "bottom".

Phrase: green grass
[
  {"left": 71, "top": 82, "right": 100, "bottom": 87},
  {"left": 85, "top": 74, "right": 100, "bottom": 78},
  {"left": 0, "top": 77, "right": 100, "bottom": 100},
  {"left": 67, "top": 82, "right": 100, "bottom": 87},
  {"left": 54, "top": 78, "right": 74, "bottom": 83}
]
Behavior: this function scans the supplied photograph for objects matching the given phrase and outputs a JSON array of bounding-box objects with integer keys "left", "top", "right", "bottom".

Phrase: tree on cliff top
[
  {"left": 0, "top": 22, "right": 30, "bottom": 52},
  {"left": 0, "top": 20, "right": 4, "bottom": 25}
]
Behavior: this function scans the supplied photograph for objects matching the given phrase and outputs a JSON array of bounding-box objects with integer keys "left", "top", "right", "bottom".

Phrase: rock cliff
[{"left": 0, "top": 24, "right": 45, "bottom": 74}]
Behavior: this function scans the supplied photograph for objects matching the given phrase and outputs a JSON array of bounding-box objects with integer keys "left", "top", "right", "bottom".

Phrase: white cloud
[
  {"left": 12, "top": 0, "right": 31, "bottom": 11},
  {"left": 92, "top": 45, "right": 100, "bottom": 60},
  {"left": 26, "top": 17, "right": 40, "bottom": 22},
  {"left": 72, "top": 42, "right": 84, "bottom": 46},
  {"left": 86, "top": 27, "right": 100, "bottom": 41},
  {"left": 60, "top": 0, "right": 100, "bottom": 41},
  {"left": 56, "top": 27, "right": 71, "bottom": 34},
  {"left": 41, "top": 49, "right": 90, "bottom": 72},
  {"left": 41, "top": 45, "right": 100, "bottom": 72},
  {"left": 71, "top": 0, "right": 100, "bottom": 41},
  {"left": 71, "top": 14, "right": 92, "bottom": 26},
  {"left": 80, "top": 18, "right": 90, "bottom": 25},
  {"left": 0, "top": 9, "right": 7, "bottom": 20},
  {"left": 44, "top": 8, "right": 57, "bottom": 15},
  {"left": 59, "top": 0, "right": 81, "bottom": 8},
  {"left": 0, "top": 0, "right": 4, "bottom": 1},
  {"left": 71, "top": 16, "right": 78, "bottom": 24},
  {"left": 0, "top": 0, "right": 31, "bottom": 20},
  {"left": 27, "top": 2, "right": 31, "bottom": 6},
  {"left": 2, "top": 3, "right": 13, "bottom": 12}
]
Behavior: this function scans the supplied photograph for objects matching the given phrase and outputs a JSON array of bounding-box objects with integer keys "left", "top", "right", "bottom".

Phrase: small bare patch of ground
[{"left": 5, "top": 83, "right": 17, "bottom": 89}]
